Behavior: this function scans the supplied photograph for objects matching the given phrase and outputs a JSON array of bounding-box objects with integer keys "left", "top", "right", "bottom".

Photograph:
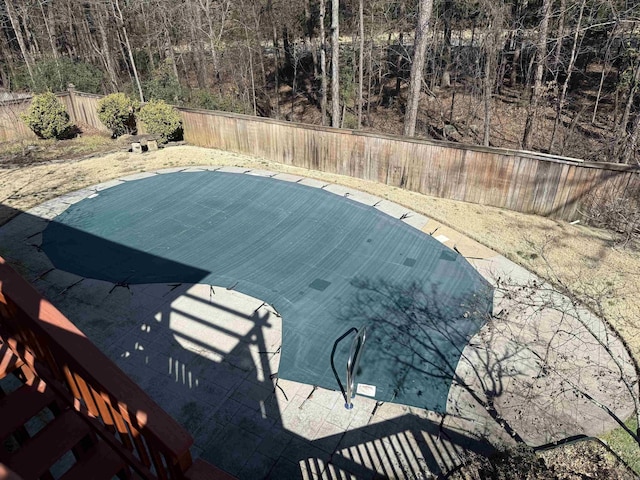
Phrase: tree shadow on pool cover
[{"left": 342, "top": 276, "right": 527, "bottom": 442}]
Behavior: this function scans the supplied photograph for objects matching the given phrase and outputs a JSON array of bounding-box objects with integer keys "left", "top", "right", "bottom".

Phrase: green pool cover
[{"left": 42, "top": 171, "right": 492, "bottom": 411}]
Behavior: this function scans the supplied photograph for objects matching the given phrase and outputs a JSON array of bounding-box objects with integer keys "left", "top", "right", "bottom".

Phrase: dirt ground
[{"left": 451, "top": 441, "right": 637, "bottom": 479}]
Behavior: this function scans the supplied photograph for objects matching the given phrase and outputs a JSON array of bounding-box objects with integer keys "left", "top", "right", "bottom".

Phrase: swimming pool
[{"left": 42, "top": 171, "right": 492, "bottom": 411}]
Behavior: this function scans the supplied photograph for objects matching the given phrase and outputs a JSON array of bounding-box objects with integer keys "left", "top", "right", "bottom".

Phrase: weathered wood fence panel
[
  {"left": 0, "top": 91, "right": 107, "bottom": 142},
  {"left": 65, "top": 91, "right": 108, "bottom": 133},
  {"left": 178, "top": 106, "right": 639, "bottom": 220},
  {"left": 0, "top": 97, "right": 37, "bottom": 142},
  {"left": 2, "top": 91, "right": 638, "bottom": 222}
]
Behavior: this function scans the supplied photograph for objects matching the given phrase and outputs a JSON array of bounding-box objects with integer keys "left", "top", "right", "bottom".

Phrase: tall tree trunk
[
  {"left": 0, "top": 29, "right": 14, "bottom": 87},
  {"left": 304, "top": 0, "right": 317, "bottom": 76},
  {"left": 38, "top": 0, "right": 58, "bottom": 59},
  {"left": 521, "top": 0, "right": 551, "bottom": 149},
  {"left": 482, "top": 3, "right": 502, "bottom": 147},
  {"left": 619, "top": 62, "right": 640, "bottom": 135},
  {"left": 403, "top": 0, "right": 434, "bottom": 137},
  {"left": 592, "top": 26, "right": 616, "bottom": 124},
  {"left": 114, "top": 0, "right": 144, "bottom": 102},
  {"left": 140, "top": 1, "right": 155, "bottom": 72},
  {"left": 190, "top": 1, "right": 208, "bottom": 88},
  {"left": 331, "top": 0, "right": 340, "bottom": 127},
  {"left": 483, "top": 40, "right": 494, "bottom": 146},
  {"left": 621, "top": 112, "right": 640, "bottom": 164},
  {"left": 553, "top": 0, "right": 566, "bottom": 81},
  {"left": 250, "top": 4, "right": 267, "bottom": 89},
  {"left": 366, "top": 8, "right": 374, "bottom": 124},
  {"left": 38, "top": 0, "right": 63, "bottom": 88},
  {"left": 19, "top": 3, "right": 41, "bottom": 59},
  {"left": 156, "top": 0, "right": 179, "bottom": 82},
  {"left": 441, "top": 0, "right": 453, "bottom": 87},
  {"left": 319, "top": 0, "right": 328, "bottom": 125},
  {"left": 357, "top": 0, "right": 364, "bottom": 129},
  {"left": 268, "top": 0, "right": 280, "bottom": 119},
  {"left": 164, "top": 28, "right": 180, "bottom": 81},
  {"left": 283, "top": 27, "right": 293, "bottom": 71},
  {"left": 5, "top": 0, "right": 35, "bottom": 86},
  {"left": 617, "top": 60, "right": 640, "bottom": 161},
  {"left": 243, "top": 23, "right": 257, "bottom": 116},
  {"left": 395, "top": 32, "right": 404, "bottom": 98},
  {"left": 509, "top": 0, "right": 526, "bottom": 87},
  {"left": 96, "top": 3, "right": 119, "bottom": 92},
  {"left": 549, "top": 0, "right": 585, "bottom": 153},
  {"left": 273, "top": 28, "right": 280, "bottom": 118}
]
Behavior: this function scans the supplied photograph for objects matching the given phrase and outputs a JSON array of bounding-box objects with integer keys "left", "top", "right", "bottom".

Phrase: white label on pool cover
[
  {"left": 434, "top": 234, "right": 449, "bottom": 243},
  {"left": 357, "top": 383, "right": 376, "bottom": 397}
]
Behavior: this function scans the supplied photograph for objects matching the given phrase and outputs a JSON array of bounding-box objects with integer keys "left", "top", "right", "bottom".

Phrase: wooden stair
[
  {"left": 0, "top": 341, "right": 24, "bottom": 382},
  {"left": 0, "top": 345, "right": 127, "bottom": 480},
  {"left": 0, "top": 257, "right": 236, "bottom": 480},
  {"left": 0, "top": 342, "right": 234, "bottom": 480}
]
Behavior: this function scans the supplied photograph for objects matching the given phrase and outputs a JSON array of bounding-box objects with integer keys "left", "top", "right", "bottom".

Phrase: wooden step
[
  {"left": 0, "top": 342, "right": 24, "bottom": 380},
  {"left": 59, "top": 441, "right": 127, "bottom": 480},
  {"left": 6, "top": 409, "right": 92, "bottom": 480},
  {"left": 0, "top": 383, "right": 56, "bottom": 441},
  {"left": 185, "top": 458, "right": 237, "bottom": 480}
]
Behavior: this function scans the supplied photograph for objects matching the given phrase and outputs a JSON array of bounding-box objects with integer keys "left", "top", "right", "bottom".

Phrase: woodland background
[
  {"left": 1, "top": 0, "right": 640, "bottom": 163},
  {"left": 2, "top": 1, "right": 640, "bottom": 477}
]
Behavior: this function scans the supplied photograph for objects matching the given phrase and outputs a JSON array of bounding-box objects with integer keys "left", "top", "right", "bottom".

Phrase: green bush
[
  {"left": 342, "top": 112, "right": 359, "bottom": 129},
  {"left": 187, "top": 89, "right": 248, "bottom": 114},
  {"left": 137, "top": 99, "right": 182, "bottom": 143},
  {"left": 14, "top": 58, "right": 104, "bottom": 94},
  {"left": 21, "top": 92, "right": 74, "bottom": 139},
  {"left": 142, "top": 61, "right": 185, "bottom": 104},
  {"left": 97, "top": 93, "right": 139, "bottom": 137}
]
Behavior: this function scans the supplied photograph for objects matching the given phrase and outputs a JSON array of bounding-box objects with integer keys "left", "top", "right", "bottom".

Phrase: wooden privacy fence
[
  {"left": 0, "top": 90, "right": 109, "bottom": 142},
  {"left": 2, "top": 90, "right": 638, "bottom": 221},
  {"left": 0, "top": 96, "right": 40, "bottom": 142},
  {"left": 179, "top": 108, "right": 640, "bottom": 221}
]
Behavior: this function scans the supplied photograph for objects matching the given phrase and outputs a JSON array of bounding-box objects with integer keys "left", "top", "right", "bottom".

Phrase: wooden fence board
[{"left": 2, "top": 91, "right": 638, "bottom": 222}]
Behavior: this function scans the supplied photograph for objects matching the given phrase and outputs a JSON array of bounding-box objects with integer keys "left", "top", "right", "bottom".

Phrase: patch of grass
[
  {"left": 601, "top": 416, "right": 640, "bottom": 474},
  {"left": 0, "top": 139, "right": 52, "bottom": 157},
  {"left": 49, "top": 134, "right": 113, "bottom": 158},
  {"left": 0, "top": 134, "right": 114, "bottom": 166}
]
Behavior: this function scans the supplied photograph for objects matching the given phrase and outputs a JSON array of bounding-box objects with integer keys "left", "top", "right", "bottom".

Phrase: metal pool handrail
[{"left": 330, "top": 326, "right": 367, "bottom": 409}]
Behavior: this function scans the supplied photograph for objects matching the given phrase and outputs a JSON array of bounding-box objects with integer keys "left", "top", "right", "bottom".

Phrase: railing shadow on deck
[{"left": 0, "top": 203, "right": 500, "bottom": 479}]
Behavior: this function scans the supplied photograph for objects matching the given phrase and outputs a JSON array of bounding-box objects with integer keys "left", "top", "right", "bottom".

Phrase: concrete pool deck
[{"left": 0, "top": 166, "right": 636, "bottom": 479}]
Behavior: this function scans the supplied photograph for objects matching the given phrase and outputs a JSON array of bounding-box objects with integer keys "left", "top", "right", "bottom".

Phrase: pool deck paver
[{"left": 0, "top": 166, "right": 636, "bottom": 479}]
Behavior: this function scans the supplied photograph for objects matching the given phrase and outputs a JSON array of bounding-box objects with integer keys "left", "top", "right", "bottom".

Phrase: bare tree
[
  {"left": 94, "top": 1, "right": 119, "bottom": 92},
  {"left": 481, "top": 1, "right": 505, "bottom": 147},
  {"left": 4, "top": 0, "right": 34, "bottom": 86},
  {"left": 549, "top": 0, "right": 586, "bottom": 153},
  {"left": 331, "top": 0, "right": 340, "bottom": 127},
  {"left": 522, "top": 0, "right": 552, "bottom": 150},
  {"left": 317, "top": 0, "right": 328, "bottom": 124},
  {"left": 403, "top": 0, "right": 434, "bottom": 137},
  {"left": 357, "top": 0, "right": 364, "bottom": 129},
  {"left": 113, "top": 0, "right": 144, "bottom": 102}
]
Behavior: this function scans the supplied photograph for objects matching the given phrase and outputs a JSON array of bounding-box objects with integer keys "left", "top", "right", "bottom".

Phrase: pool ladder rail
[{"left": 330, "top": 326, "right": 367, "bottom": 410}]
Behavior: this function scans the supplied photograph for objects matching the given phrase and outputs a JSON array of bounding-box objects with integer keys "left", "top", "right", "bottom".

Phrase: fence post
[{"left": 66, "top": 83, "right": 78, "bottom": 123}]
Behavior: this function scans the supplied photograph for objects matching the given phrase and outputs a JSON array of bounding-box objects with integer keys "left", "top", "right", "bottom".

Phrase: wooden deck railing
[{"left": 0, "top": 256, "right": 195, "bottom": 479}]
